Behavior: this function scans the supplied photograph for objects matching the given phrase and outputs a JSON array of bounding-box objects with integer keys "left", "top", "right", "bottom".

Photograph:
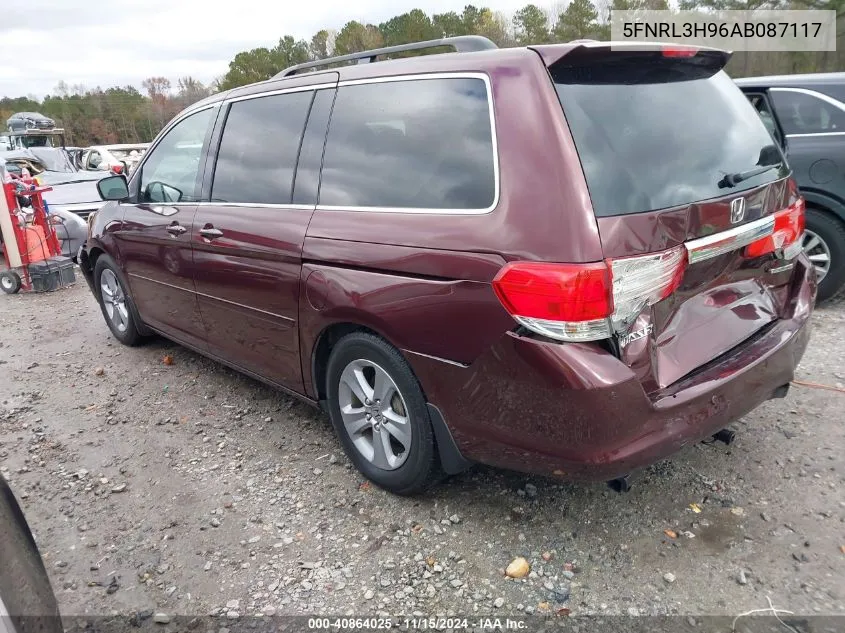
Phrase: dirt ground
[{"left": 1, "top": 279, "right": 843, "bottom": 628}]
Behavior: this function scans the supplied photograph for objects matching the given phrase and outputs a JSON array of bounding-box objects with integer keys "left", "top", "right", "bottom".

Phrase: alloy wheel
[
  {"left": 337, "top": 359, "right": 412, "bottom": 470},
  {"left": 100, "top": 269, "right": 129, "bottom": 333},
  {"left": 802, "top": 229, "right": 831, "bottom": 282}
]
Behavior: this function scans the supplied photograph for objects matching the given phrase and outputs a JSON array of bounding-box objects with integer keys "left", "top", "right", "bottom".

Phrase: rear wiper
[
  {"left": 718, "top": 143, "right": 783, "bottom": 189},
  {"left": 718, "top": 163, "right": 781, "bottom": 189}
]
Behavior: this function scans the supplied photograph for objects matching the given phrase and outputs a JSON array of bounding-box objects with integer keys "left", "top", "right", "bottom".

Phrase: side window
[
  {"left": 88, "top": 150, "right": 102, "bottom": 169},
  {"left": 769, "top": 89, "right": 845, "bottom": 135},
  {"left": 140, "top": 107, "right": 214, "bottom": 203},
  {"left": 319, "top": 77, "right": 496, "bottom": 210},
  {"left": 211, "top": 91, "right": 313, "bottom": 205},
  {"left": 746, "top": 93, "right": 782, "bottom": 145},
  {"left": 292, "top": 89, "right": 335, "bottom": 206}
]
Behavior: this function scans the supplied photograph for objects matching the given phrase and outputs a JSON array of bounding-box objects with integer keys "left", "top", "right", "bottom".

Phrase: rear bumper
[{"left": 408, "top": 256, "right": 815, "bottom": 481}]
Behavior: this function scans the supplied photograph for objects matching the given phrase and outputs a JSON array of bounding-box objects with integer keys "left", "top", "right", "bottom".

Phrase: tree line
[{"left": 1, "top": 1, "right": 842, "bottom": 147}]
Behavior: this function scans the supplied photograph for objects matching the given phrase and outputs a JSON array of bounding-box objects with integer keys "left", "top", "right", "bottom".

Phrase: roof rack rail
[{"left": 275, "top": 35, "right": 498, "bottom": 78}]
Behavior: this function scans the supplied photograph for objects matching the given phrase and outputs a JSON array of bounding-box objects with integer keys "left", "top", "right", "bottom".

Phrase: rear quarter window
[{"left": 318, "top": 76, "right": 496, "bottom": 211}]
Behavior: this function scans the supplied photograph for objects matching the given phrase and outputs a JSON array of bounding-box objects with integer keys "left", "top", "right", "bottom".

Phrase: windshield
[{"left": 553, "top": 68, "right": 789, "bottom": 217}]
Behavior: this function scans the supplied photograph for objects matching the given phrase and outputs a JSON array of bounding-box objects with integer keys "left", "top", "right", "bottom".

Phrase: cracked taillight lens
[
  {"left": 608, "top": 245, "right": 687, "bottom": 330},
  {"left": 493, "top": 246, "right": 687, "bottom": 342}
]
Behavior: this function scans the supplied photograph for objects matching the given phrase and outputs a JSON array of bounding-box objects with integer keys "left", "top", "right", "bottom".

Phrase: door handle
[
  {"left": 199, "top": 226, "right": 223, "bottom": 240},
  {"left": 166, "top": 223, "right": 186, "bottom": 236}
]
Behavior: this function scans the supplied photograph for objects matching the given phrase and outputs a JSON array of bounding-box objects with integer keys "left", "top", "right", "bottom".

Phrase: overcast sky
[{"left": 1, "top": 0, "right": 532, "bottom": 99}]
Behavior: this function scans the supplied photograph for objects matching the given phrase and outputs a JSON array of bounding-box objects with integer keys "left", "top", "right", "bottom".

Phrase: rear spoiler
[{"left": 531, "top": 41, "right": 732, "bottom": 83}]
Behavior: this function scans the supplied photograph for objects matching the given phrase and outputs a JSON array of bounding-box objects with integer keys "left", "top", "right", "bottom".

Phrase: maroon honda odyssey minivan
[{"left": 80, "top": 37, "right": 816, "bottom": 494}]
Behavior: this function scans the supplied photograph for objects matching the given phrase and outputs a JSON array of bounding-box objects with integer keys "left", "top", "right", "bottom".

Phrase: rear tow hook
[
  {"left": 608, "top": 475, "right": 632, "bottom": 493},
  {"left": 712, "top": 429, "right": 736, "bottom": 445}
]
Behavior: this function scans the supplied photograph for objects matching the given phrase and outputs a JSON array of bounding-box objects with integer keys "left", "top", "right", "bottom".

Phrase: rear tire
[
  {"left": 805, "top": 208, "right": 845, "bottom": 303},
  {"left": 94, "top": 254, "right": 144, "bottom": 346},
  {"left": 0, "top": 480, "right": 63, "bottom": 633},
  {"left": 0, "top": 270, "right": 22, "bottom": 294},
  {"left": 325, "top": 332, "right": 443, "bottom": 495}
]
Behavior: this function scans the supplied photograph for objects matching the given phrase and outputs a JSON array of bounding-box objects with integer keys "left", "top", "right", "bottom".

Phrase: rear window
[
  {"left": 553, "top": 63, "right": 788, "bottom": 217},
  {"left": 319, "top": 77, "right": 496, "bottom": 211}
]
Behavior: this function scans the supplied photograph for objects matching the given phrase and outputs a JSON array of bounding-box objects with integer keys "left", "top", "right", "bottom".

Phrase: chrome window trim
[
  {"left": 226, "top": 82, "right": 335, "bottom": 104},
  {"left": 769, "top": 87, "right": 845, "bottom": 113},
  {"left": 206, "top": 85, "right": 334, "bottom": 207},
  {"left": 685, "top": 215, "right": 775, "bottom": 264},
  {"left": 318, "top": 72, "right": 500, "bottom": 216},
  {"left": 786, "top": 131, "right": 845, "bottom": 138}
]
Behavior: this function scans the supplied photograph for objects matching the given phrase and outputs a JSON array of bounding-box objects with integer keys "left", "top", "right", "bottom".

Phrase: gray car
[
  {"left": 0, "top": 148, "right": 102, "bottom": 261},
  {"left": 737, "top": 72, "right": 845, "bottom": 302}
]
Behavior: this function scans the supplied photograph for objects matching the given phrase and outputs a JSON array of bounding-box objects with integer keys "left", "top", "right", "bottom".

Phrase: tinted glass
[
  {"left": 554, "top": 70, "right": 787, "bottom": 217},
  {"left": 746, "top": 93, "right": 782, "bottom": 145},
  {"left": 769, "top": 90, "right": 845, "bottom": 135},
  {"left": 140, "top": 107, "right": 214, "bottom": 203},
  {"left": 292, "top": 89, "right": 335, "bottom": 206},
  {"left": 212, "top": 91, "right": 313, "bottom": 205},
  {"left": 320, "top": 77, "right": 495, "bottom": 210}
]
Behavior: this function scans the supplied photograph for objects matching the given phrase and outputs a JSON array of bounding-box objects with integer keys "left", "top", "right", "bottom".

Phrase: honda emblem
[{"left": 730, "top": 197, "right": 746, "bottom": 224}]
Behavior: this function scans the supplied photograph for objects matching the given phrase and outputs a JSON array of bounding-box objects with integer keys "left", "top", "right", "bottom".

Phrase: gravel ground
[{"left": 1, "top": 280, "right": 843, "bottom": 628}]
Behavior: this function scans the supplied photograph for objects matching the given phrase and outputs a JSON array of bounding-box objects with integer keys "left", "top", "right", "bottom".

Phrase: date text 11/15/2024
[{"left": 308, "top": 617, "right": 529, "bottom": 630}]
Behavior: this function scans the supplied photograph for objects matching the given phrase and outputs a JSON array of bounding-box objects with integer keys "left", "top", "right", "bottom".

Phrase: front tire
[
  {"left": 94, "top": 254, "right": 144, "bottom": 346},
  {"left": 804, "top": 208, "right": 845, "bottom": 303},
  {"left": 325, "top": 332, "right": 442, "bottom": 495}
]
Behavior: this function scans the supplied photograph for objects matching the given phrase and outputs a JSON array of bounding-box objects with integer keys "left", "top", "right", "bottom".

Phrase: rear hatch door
[{"left": 547, "top": 45, "right": 800, "bottom": 392}]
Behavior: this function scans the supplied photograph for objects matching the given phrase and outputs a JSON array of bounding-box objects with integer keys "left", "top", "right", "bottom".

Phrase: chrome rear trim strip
[{"left": 685, "top": 215, "right": 775, "bottom": 264}]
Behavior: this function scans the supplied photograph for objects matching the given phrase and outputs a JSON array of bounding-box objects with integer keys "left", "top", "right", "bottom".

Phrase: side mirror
[
  {"left": 144, "top": 181, "right": 183, "bottom": 203},
  {"left": 97, "top": 175, "right": 129, "bottom": 201}
]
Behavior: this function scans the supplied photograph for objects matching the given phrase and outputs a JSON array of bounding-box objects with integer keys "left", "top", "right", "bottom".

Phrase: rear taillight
[
  {"left": 744, "top": 197, "right": 805, "bottom": 259},
  {"left": 492, "top": 245, "right": 687, "bottom": 342},
  {"left": 492, "top": 262, "right": 613, "bottom": 341}
]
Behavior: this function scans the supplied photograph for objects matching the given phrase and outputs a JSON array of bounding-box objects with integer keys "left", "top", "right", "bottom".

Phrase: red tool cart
[{"left": 1, "top": 175, "right": 76, "bottom": 294}]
